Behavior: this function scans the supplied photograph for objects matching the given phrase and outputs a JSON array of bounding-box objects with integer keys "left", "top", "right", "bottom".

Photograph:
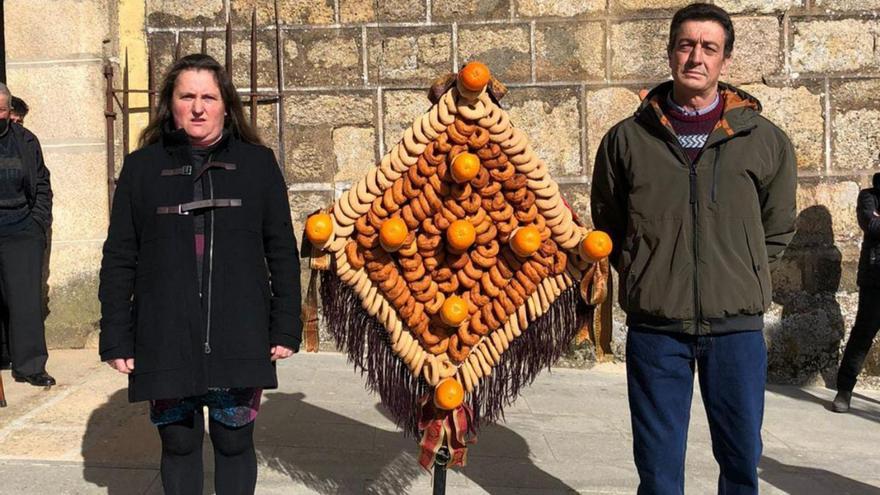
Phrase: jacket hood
[
  {"left": 636, "top": 81, "right": 763, "bottom": 138},
  {"left": 638, "top": 80, "right": 762, "bottom": 113}
]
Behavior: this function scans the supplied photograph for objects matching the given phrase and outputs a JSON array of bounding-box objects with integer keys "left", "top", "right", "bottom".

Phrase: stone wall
[{"left": 8, "top": 0, "right": 880, "bottom": 387}]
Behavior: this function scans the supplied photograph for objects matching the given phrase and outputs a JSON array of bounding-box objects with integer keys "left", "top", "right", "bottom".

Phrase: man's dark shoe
[
  {"left": 0, "top": 358, "right": 10, "bottom": 370},
  {"left": 831, "top": 390, "right": 852, "bottom": 413},
  {"left": 12, "top": 371, "right": 56, "bottom": 387}
]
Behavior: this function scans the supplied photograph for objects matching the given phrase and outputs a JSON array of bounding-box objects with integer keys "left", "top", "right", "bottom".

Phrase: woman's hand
[
  {"left": 270, "top": 345, "right": 295, "bottom": 361},
  {"left": 107, "top": 358, "right": 135, "bottom": 374}
]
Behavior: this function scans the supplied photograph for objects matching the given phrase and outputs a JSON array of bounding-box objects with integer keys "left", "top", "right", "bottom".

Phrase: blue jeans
[{"left": 627, "top": 327, "right": 767, "bottom": 495}]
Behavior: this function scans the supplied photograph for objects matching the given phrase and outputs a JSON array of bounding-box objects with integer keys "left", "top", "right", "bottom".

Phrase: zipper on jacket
[
  {"left": 203, "top": 157, "right": 215, "bottom": 355},
  {"left": 711, "top": 146, "right": 722, "bottom": 203},
  {"left": 648, "top": 109, "right": 757, "bottom": 334},
  {"left": 657, "top": 121, "right": 704, "bottom": 333},
  {"left": 689, "top": 162, "right": 702, "bottom": 333}
]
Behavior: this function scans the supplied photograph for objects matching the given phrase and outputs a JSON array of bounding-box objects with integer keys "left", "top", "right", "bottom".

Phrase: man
[
  {"left": 832, "top": 172, "right": 880, "bottom": 413},
  {"left": 591, "top": 4, "right": 796, "bottom": 494},
  {"left": 1, "top": 95, "right": 37, "bottom": 372},
  {"left": 10, "top": 96, "right": 28, "bottom": 126},
  {"left": 0, "top": 83, "right": 54, "bottom": 386}
]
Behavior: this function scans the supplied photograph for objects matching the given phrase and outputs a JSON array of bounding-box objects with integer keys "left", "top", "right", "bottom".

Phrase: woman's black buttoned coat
[{"left": 99, "top": 130, "right": 302, "bottom": 402}]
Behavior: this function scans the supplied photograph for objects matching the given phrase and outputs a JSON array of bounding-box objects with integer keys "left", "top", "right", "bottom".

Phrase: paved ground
[{"left": 1, "top": 349, "right": 879, "bottom": 494}]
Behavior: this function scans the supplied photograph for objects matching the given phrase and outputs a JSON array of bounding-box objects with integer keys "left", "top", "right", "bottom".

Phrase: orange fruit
[
  {"left": 379, "top": 217, "right": 408, "bottom": 252},
  {"left": 458, "top": 61, "right": 491, "bottom": 92},
  {"left": 451, "top": 152, "right": 481, "bottom": 183},
  {"left": 581, "top": 230, "right": 613, "bottom": 262},
  {"left": 446, "top": 219, "right": 476, "bottom": 252},
  {"left": 305, "top": 213, "right": 333, "bottom": 245},
  {"left": 434, "top": 378, "right": 465, "bottom": 410},
  {"left": 440, "top": 295, "right": 468, "bottom": 327},
  {"left": 510, "top": 226, "right": 542, "bottom": 257}
]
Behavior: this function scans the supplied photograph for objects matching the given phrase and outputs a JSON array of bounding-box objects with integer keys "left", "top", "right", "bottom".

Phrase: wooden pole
[{"left": 0, "top": 370, "right": 6, "bottom": 407}]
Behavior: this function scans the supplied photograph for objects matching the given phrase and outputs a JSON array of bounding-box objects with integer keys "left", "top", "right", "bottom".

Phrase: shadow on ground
[
  {"left": 81, "top": 390, "right": 576, "bottom": 494},
  {"left": 766, "top": 384, "right": 880, "bottom": 425},
  {"left": 760, "top": 455, "right": 880, "bottom": 495}
]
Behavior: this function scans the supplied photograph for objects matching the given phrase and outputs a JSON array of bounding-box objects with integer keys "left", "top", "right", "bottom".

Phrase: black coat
[
  {"left": 99, "top": 130, "right": 301, "bottom": 402},
  {"left": 11, "top": 122, "right": 52, "bottom": 231},
  {"left": 857, "top": 173, "right": 880, "bottom": 288}
]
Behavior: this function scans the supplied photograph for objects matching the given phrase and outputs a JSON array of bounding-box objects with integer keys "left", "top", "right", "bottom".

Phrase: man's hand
[
  {"left": 270, "top": 345, "right": 295, "bottom": 361},
  {"left": 107, "top": 358, "right": 135, "bottom": 374},
  {"left": 873, "top": 210, "right": 879, "bottom": 217}
]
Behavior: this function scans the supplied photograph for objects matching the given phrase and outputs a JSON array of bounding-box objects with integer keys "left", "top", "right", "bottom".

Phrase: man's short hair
[
  {"left": 11, "top": 96, "right": 29, "bottom": 117},
  {"left": 667, "top": 3, "right": 735, "bottom": 57}
]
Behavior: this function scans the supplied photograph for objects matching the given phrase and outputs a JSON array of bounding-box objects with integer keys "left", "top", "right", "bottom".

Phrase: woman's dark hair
[
  {"left": 667, "top": 3, "right": 735, "bottom": 58},
  {"left": 138, "top": 53, "right": 262, "bottom": 148}
]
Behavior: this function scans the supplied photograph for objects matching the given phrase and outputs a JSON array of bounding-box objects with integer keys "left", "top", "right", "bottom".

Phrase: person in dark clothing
[
  {"left": 99, "top": 54, "right": 301, "bottom": 495},
  {"left": 0, "top": 83, "right": 54, "bottom": 387},
  {"left": 10, "top": 96, "right": 28, "bottom": 126},
  {"left": 832, "top": 172, "right": 880, "bottom": 413},
  {"left": 591, "top": 4, "right": 797, "bottom": 494}
]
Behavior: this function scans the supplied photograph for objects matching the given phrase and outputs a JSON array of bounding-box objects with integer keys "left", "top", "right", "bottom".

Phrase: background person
[
  {"left": 0, "top": 83, "right": 53, "bottom": 387},
  {"left": 832, "top": 171, "right": 880, "bottom": 413}
]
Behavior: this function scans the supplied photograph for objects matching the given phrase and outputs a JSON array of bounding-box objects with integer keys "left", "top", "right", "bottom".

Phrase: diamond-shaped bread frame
[{"left": 319, "top": 84, "right": 592, "bottom": 393}]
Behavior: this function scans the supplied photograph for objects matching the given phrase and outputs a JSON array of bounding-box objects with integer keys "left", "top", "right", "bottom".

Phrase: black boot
[{"left": 832, "top": 390, "right": 852, "bottom": 413}]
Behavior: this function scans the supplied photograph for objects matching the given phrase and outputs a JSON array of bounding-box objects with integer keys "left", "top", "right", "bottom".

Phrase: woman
[{"left": 98, "top": 54, "right": 301, "bottom": 494}]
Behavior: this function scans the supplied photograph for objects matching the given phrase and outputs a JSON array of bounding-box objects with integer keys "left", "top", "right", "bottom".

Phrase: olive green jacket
[{"left": 591, "top": 81, "right": 797, "bottom": 334}]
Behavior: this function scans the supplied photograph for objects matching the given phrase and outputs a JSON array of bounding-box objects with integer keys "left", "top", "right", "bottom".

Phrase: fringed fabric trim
[{"left": 320, "top": 268, "right": 590, "bottom": 436}]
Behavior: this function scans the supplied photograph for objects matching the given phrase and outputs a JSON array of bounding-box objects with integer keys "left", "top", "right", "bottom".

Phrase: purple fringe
[{"left": 320, "top": 269, "right": 589, "bottom": 436}]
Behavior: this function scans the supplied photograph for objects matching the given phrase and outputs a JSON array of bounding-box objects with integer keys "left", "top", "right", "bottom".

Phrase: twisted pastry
[
  {"left": 447, "top": 334, "right": 470, "bottom": 363},
  {"left": 447, "top": 122, "right": 470, "bottom": 145},
  {"left": 501, "top": 128, "right": 527, "bottom": 156},
  {"left": 458, "top": 99, "right": 486, "bottom": 121},
  {"left": 425, "top": 290, "right": 446, "bottom": 314},
  {"left": 346, "top": 241, "right": 365, "bottom": 269},
  {"left": 468, "top": 126, "right": 490, "bottom": 149},
  {"left": 489, "top": 124, "right": 513, "bottom": 144},
  {"left": 490, "top": 163, "right": 516, "bottom": 182}
]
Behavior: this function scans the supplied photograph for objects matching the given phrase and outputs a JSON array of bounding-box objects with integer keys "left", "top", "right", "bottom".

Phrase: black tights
[{"left": 158, "top": 409, "right": 258, "bottom": 495}]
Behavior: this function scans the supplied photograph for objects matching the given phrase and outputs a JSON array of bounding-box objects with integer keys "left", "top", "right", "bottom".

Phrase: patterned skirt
[{"left": 150, "top": 388, "right": 262, "bottom": 428}]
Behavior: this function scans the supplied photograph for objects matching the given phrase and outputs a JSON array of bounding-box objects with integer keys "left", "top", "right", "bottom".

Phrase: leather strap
[
  {"left": 193, "top": 161, "right": 236, "bottom": 181},
  {"left": 160, "top": 165, "right": 193, "bottom": 176},
  {"left": 160, "top": 162, "right": 236, "bottom": 180},
  {"left": 156, "top": 198, "right": 242, "bottom": 215}
]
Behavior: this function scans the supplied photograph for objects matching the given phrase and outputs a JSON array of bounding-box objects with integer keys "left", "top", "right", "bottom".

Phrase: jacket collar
[
  {"left": 160, "top": 120, "right": 233, "bottom": 155},
  {"left": 636, "top": 80, "right": 762, "bottom": 143},
  {"left": 5, "top": 120, "right": 33, "bottom": 143}
]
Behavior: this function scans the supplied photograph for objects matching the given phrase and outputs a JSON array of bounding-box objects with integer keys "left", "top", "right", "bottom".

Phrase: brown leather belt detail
[
  {"left": 159, "top": 162, "right": 236, "bottom": 179},
  {"left": 193, "top": 161, "right": 237, "bottom": 181},
  {"left": 161, "top": 165, "right": 193, "bottom": 176},
  {"left": 156, "top": 198, "right": 242, "bottom": 215}
]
